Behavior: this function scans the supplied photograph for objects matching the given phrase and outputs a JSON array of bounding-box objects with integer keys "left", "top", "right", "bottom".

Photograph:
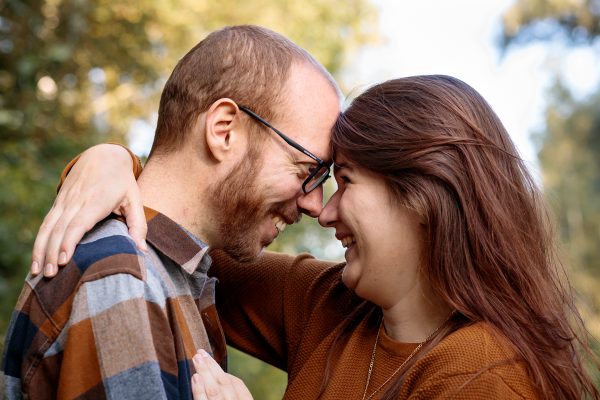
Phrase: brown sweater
[{"left": 210, "top": 251, "right": 538, "bottom": 399}]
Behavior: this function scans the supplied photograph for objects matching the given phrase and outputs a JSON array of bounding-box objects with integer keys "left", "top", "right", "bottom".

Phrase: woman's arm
[
  {"left": 31, "top": 143, "right": 146, "bottom": 277},
  {"left": 209, "top": 250, "right": 345, "bottom": 370}
]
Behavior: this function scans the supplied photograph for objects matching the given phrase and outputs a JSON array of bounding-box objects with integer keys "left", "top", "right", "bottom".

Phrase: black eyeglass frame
[{"left": 239, "top": 106, "right": 331, "bottom": 194}]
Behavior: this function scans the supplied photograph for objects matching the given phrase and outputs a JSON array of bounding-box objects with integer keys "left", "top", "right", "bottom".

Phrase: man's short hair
[{"left": 150, "top": 25, "right": 337, "bottom": 157}]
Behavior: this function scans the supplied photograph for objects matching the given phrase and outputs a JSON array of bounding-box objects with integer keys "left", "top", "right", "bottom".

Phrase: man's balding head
[{"left": 150, "top": 25, "right": 339, "bottom": 157}]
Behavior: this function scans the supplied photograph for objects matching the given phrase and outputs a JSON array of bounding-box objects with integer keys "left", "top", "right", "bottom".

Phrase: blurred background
[{"left": 1, "top": 0, "right": 599, "bottom": 397}]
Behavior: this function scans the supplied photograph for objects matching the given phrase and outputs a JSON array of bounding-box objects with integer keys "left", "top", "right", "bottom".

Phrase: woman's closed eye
[
  {"left": 333, "top": 162, "right": 353, "bottom": 186},
  {"left": 334, "top": 173, "right": 351, "bottom": 185}
]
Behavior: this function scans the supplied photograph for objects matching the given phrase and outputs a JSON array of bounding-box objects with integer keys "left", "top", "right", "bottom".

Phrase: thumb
[{"left": 117, "top": 188, "right": 148, "bottom": 252}]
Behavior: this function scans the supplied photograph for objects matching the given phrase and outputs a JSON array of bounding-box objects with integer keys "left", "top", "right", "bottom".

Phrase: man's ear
[{"left": 204, "top": 98, "right": 244, "bottom": 162}]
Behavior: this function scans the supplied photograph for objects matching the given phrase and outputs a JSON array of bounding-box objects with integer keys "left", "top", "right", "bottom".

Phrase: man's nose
[{"left": 297, "top": 185, "right": 324, "bottom": 218}]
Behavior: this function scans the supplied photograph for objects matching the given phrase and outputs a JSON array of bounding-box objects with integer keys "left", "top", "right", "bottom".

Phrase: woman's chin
[{"left": 341, "top": 265, "right": 359, "bottom": 291}]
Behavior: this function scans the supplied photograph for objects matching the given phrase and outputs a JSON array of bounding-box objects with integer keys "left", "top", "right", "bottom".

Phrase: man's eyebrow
[
  {"left": 294, "top": 157, "right": 318, "bottom": 167},
  {"left": 278, "top": 140, "right": 318, "bottom": 166}
]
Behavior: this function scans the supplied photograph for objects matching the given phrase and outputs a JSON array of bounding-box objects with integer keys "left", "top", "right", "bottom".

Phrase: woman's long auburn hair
[{"left": 329, "top": 75, "right": 599, "bottom": 399}]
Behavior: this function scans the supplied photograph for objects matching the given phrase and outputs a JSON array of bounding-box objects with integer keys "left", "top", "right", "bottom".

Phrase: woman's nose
[{"left": 318, "top": 190, "right": 340, "bottom": 228}]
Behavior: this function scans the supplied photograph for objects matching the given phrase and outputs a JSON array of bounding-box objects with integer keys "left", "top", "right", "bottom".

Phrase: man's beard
[{"left": 206, "top": 150, "right": 279, "bottom": 263}]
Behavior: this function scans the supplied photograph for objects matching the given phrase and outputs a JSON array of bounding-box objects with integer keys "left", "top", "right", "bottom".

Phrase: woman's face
[{"left": 318, "top": 155, "right": 425, "bottom": 308}]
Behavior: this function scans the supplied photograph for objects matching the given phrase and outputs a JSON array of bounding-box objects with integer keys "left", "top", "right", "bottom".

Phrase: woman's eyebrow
[{"left": 333, "top": 162, "right": 352, "bottom": 173}]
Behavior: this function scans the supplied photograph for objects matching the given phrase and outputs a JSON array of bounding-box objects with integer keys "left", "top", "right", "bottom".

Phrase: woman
[{"left": 33, "top": 75, "right": 600, "bottom": 399}]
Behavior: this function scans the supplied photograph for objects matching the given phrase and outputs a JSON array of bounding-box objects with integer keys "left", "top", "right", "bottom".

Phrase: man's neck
[{"left": 137, "top": 155, "right": 215, "bottom": 245}]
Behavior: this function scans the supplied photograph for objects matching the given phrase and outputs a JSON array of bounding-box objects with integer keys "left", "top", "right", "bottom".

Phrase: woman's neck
[{"left": 381, "top": 290, "right": 453, "bottom": 343}]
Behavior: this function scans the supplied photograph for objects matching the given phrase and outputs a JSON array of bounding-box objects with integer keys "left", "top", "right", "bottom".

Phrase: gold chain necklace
[{"left": 361, "top": 312, "right": 454, "bottom": 400}]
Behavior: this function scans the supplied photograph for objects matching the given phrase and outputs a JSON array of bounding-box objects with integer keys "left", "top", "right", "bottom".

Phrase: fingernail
[
  {"left": 44, "top": 263, "right": 54, "bottom": 276},
  {"left": 140, "top": 240, "right": 148, "bottom": 252},
  {"left": 31, "top": 261, "right": 40, "bottom": 275},
  {"left": 199, "top": 349, "right": 210, "bottom": 357},
  {"left": 193, "top": 354, "right": 202, "bottom": 364},
  {"left": 192, "top": 373, "right": 200, "bottom": 383},
  {"left": 59, "top": 252, "right": 67, "bottom": 265}
]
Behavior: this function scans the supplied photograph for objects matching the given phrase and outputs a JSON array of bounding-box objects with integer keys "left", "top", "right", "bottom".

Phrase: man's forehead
[
  {"left": 278, "top": 116, "right": 334, "bottom": 162},
  {"left": 275, "top": 62, "right": 340, "bottom": 156},
  {"left": 275, "top": 107, "right": 338, "bottom": 163}
]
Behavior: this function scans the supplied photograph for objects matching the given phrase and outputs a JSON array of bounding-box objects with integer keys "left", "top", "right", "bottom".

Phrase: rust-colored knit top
[{"left": 210, "top": 251, "right": 538, "bottom": 399}]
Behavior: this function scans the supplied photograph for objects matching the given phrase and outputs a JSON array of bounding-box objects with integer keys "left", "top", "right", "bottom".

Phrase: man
[{"left": 1, "top": 25, "right": 340, "bottom": 399}]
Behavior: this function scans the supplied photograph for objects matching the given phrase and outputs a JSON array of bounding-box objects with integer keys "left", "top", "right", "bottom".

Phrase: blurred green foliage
[
  {"left": 501, "top": 0, "right": 600, "bottom": 384},
  {"left": 0, "top": 0, "right": 374, "bottom": 397},
  {"left": 501, "top": 0, "right": 600, "bottom": 47}
]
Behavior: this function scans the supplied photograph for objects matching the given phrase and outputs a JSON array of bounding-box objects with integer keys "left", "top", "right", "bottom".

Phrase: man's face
[
  {"left": 209, "top": 62, "right": 340, "bottom": 262},
  {"left": 207, "top": 144, "right": 273, "bottom": 263}
]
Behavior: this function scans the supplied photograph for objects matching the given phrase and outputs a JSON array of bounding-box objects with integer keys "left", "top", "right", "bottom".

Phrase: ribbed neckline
[{"left": 377, "top": 322, "right": 420, "bottom": 357}]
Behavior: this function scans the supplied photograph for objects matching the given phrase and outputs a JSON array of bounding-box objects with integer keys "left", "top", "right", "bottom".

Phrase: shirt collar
[{"left": 143, "top": 207, "right": 211, "bottom": 275}]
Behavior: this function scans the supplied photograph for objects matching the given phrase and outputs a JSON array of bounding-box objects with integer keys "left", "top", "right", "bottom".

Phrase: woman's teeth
[
  {"left": 272, "top": 216, "right": 287, "bottom": 233},
  {"left": 341, "top": 236, "right": 356, "bottom": 248}
]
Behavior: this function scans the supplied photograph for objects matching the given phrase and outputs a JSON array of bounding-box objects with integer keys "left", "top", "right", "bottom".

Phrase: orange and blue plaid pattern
[{"left": 1, "top": 208, "right": 226, "bottom": 399}]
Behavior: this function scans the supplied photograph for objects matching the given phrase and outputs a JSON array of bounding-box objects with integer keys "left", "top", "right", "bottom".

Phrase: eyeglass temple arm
[{"left": 239, "top": 106, "right": 330, "bottom": 167}]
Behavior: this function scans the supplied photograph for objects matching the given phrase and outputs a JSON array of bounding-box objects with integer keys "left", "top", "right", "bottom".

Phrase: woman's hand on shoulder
[{"left": 31, "top": 143, "right": 147, "bottom": 277}]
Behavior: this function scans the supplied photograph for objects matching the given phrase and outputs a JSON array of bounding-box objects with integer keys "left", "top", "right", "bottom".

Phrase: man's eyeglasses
[{"left": 239, "top": 106, "right": 331, "bottom": 194}]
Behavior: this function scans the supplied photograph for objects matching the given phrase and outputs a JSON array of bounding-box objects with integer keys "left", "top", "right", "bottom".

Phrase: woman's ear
[{"left": 204, "top": 98, "right": 244, "bottom": 162}]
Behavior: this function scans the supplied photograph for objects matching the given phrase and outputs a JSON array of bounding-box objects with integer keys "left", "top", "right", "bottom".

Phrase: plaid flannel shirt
[{"left": 1, "top": 207, "right": 226, "bottom": 399}]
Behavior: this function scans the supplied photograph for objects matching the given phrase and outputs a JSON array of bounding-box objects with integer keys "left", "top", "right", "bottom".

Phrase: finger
[
  {"left": 230, "top": 376, "right": 253, "bottom": 399},
  {"left": 43, "top": 204, "right": 84, "bottom": 277},
  {"left": 31, "top": 203, "right": 65, "bottom": 276},
  {"left": 196, "top": 350, "right": 239, "bottom": 399},
  {"left": 117, "top": 187, "right": 148, "bottom": 252},
  {"left": 197, "top": 350, "right": 228, "bottom": 382},
  {"left": 58, "top": 211, "right": 100, "bottom": 266},
  {"left": 192, "top": 373, "right": 208, "bottom": 400},
  {"left": 193, "top": 353, "right": 224, "bottom": 400}
]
